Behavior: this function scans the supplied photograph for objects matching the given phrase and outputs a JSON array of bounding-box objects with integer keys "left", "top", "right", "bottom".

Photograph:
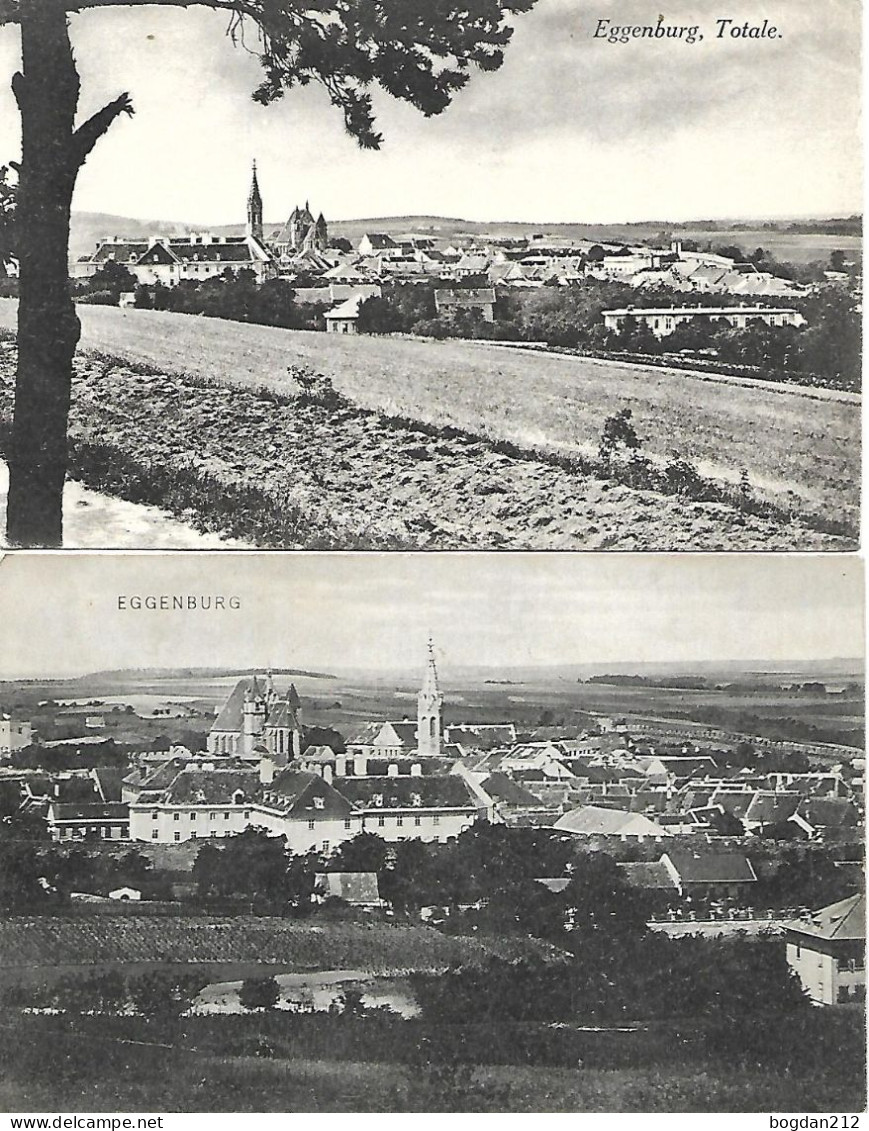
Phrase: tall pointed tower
[
  {"left": 417, "top": 638, "right": 443, "bottom": 757},
  {"left": 246, "top": 160, "right": 263, "bottom": 242},
  {"left": 242, "top": 680, "right": 267, "bottom": 758}
]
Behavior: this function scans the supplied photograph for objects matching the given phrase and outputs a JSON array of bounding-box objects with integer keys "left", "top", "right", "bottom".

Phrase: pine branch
[{"left": 71, "top": 92, "right": 134, "bottom": 167}]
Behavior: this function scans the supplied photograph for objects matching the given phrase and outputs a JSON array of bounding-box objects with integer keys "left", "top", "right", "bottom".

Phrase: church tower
[
  {"left": 246, "top": 160, "right": 263, "bottom": 242},
  {"left": 242, "top": 682, "right": 267, "bottom": 758},
  {"left": 417, "top": 638, "right": 443, "bottom": 757}
]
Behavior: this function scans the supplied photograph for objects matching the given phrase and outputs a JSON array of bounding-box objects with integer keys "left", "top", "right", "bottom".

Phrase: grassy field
[
  {"left": 1, "top": 1022, "right": 862, "bottom": 1113},
  {"left": 0, "top": 301, "right": 853, "bottom": 525}
]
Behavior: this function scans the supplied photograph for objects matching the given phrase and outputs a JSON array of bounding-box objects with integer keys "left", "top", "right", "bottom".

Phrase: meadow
[
  {"left": 1, "top": 1011, "right": 863, "bottom": 1113},
  {"left": 0, "top": 301, "right": 858, "bottom": 532}
]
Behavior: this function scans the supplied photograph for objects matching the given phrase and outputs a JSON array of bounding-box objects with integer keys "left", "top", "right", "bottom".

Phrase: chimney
[
  {"left": 335, "top": 756, "right": 347, "bottom": 777},
  {"left": 353, "top": 754, "right": 367, "bottom": 777},
  {"left": 322, "top": 764, "right": 333, "bottom": 784},
  {"left": 259, "top": 756, "right": 275, "bottom": 786}
]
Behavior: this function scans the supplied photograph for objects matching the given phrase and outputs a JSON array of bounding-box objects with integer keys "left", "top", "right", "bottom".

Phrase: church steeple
[
  {"left": 417, "top": 637, "right": 443, "bottom": 757},
  {"left": 246, "top": 160, "right": 263, "bottom": 242}
]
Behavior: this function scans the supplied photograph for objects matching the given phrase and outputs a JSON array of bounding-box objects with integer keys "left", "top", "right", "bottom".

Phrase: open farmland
[
  {"left": 0, "top": 302, "right": 857, "bottom": 547},
  {"left": 0, "top": 916, "right": 551, "bottom": 980},
  {"left": 22, "top": 303, "right": 860, "bottom": 521}
]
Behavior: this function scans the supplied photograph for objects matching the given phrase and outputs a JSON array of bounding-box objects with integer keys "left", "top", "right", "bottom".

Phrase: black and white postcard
[
  {"left": 0, "top": 551, "right": 864, "bottom": 1113},
  {"left": 0, "top": 0, "right": 860, "bottom": 549}
]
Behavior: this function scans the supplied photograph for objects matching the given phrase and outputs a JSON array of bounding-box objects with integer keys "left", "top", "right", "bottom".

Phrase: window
[
  {"left": 414, "top": 816, "right": 421, "bottom": 827},
  {"left": 224, "top": 812, "right": 230, "bottom": 820},
  {"left": 190, "top": 812, "right": 196, "bottom": 821},
  {"left": 152, "top": 812, "right": 158, "bottom": 820},
  {"left": 173, "top": 813, "right": 180, "bottom": 821},
  {"left": 322, "top": 841, "right": 330, "bottom": 853},
  {"left": 151, "top": 830, "right": 158, "bottom": 840},
  {"left": 377, "top": 816, "right": 385, "bottom": 828},
  {"left": 244, "top": 811, "right": 250, "bottom": 819},
  {"left": 308, "top": 819, "right": 315, "bottom": 830},
  {"left": 396, "top": 816, "right": 404, "bottom": 827},
  {"left": 210, "top": 812, "right": 216, "bottom": 821},
  {"left": 174, "top": 831, "right": 181, "bottom": 842},
  {"left": 344, "top": 819, "right": 352, "bottom": 830},
  {"left": 433, "top": 816, "right": 440, "bottom": 826}
]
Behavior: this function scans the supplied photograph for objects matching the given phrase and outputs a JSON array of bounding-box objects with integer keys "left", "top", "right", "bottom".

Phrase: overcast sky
[
  {"left": 0, "top": 0, "right": 860, "bottom": 224},
  {"left": 0, "top": 553, "right": 861, "bottom": 679}
]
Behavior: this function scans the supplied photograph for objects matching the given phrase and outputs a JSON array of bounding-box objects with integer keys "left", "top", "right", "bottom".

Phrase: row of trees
[{"left": 73, "top": 262, "right": 329, "bottom": 331}]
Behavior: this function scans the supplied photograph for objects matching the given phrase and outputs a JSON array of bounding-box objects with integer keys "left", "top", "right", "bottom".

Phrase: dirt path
[{"left": 0, "top": 460, "right": 251, "bottom": 549}]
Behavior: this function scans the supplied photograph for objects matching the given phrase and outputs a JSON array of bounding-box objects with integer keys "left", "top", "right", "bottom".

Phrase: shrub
[{"left": 239, "top": 975, "right": 282, "bottom": 1012}]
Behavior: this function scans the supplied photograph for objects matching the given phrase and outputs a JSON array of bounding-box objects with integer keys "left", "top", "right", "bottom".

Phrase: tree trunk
[{"left": 6, "top": 0, "right": 81, "bottom": 547}]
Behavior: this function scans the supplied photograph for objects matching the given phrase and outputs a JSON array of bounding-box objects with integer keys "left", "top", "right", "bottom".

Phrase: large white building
[
  {"left": 602, "top": 304, "right": 806, "bottom": 339},
  {"left": 125, "top": 654, "right": 491, "bottom": 850},
  {"left": 785, "top": 893, "right": 866, "bottom": 1005}
]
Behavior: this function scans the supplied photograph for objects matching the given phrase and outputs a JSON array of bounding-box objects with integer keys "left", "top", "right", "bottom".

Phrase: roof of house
[
  {"left": 620, "top": 861, "right": 680, "bottom": 891},
  {"left": 263, "top": 770, "right": 354, "bottom": 819},
  {"left": 744, "top": 790, "right": 802, "bottom": 825},
  {"left": 786, "top": 893, "right": 865, "bottom": 942},
  {"left": 360, "top": 233, "right": 396, "bottom": 249},
  {"left": 325, "top": 294, "right": 365, "bottom": 321},
  {"left": 91, "top": 766, "right": 125, "bottom": 802},
  {"left": 480, "top": 772, "right": 543, "bottom": 807},
  {"left": 663, "top": 851, "right": 757, "bottom": 885},
  {"left": 333, "top": 775, "right": 477, "bottom": 811},
  {"left": 553, "top": 805, "right": 669, "bottom": 837},
  {"left": 316, "top": 871, "right": 381, "bottom": 904},
  {"left": 374, "top": 721, "right": 419, "bottom": 748},
  {"left": 798, "top": 798, "right": 861, "bottom": 829},
  {"left": 49, "top": 802, "right": 129, "bottom": 822},
  {"left": 161, "top": 766, "right": 260, "bottom": 805}
]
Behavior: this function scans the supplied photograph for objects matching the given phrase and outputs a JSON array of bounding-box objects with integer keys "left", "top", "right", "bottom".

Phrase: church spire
[
  {"left": 417, "top": 637, "right": 443, "bottom": 757},
  {"left": 246, "top": 159, "right": 263, "bottom": 242}
]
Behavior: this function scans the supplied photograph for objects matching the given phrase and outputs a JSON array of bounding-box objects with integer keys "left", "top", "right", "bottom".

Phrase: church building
[
  {"left": 351, "top": 641, "right": 445, "bottom": 758},
  {"left": 207, "top": 673, "right": 302, "bottom": 761}
]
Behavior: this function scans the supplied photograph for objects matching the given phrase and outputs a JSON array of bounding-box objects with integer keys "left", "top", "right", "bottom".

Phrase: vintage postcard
[
  {"left": 0, "top": 0, "right": 860, "bottom": 549},
  {"left": 0, "top": 550, "right": 863, "bottom": 1114}
]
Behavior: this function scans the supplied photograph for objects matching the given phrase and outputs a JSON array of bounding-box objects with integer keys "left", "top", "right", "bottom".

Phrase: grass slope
[{"left": 0, "top": 301, "right": 853, "bottom": 528}]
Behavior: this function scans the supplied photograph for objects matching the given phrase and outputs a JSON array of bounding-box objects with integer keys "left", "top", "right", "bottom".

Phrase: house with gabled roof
[
  {"left": 252, "top": 768, "right": 363, "bottom": 855},
  {"left": 785, "top": 893, "right": 865, "bottom": 1005},
  {"left": 660, "top": 850, "right": 757, "bottom": 899},
  {"left": 554, "top": 805, "right": 670, "bottom": 842},
  {"left": 47, "top": 800, "right": 130, "bottom": 842}
]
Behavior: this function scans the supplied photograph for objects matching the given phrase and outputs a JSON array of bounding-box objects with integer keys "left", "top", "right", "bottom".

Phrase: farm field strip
[
  {"left": 0, "top": 301, "right": 857, "bottom": 527},
  {"left": 0, "top": 916, "right": 550, "bottom": 972}
]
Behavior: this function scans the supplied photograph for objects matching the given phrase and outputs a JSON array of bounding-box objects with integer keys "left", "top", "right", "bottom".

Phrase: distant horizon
[
  {"left": 71, "top": 206, "right": 864, "bottom": 233},
  {"left": 1, "top": 655, "right": 863, "bottom": 686}
]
